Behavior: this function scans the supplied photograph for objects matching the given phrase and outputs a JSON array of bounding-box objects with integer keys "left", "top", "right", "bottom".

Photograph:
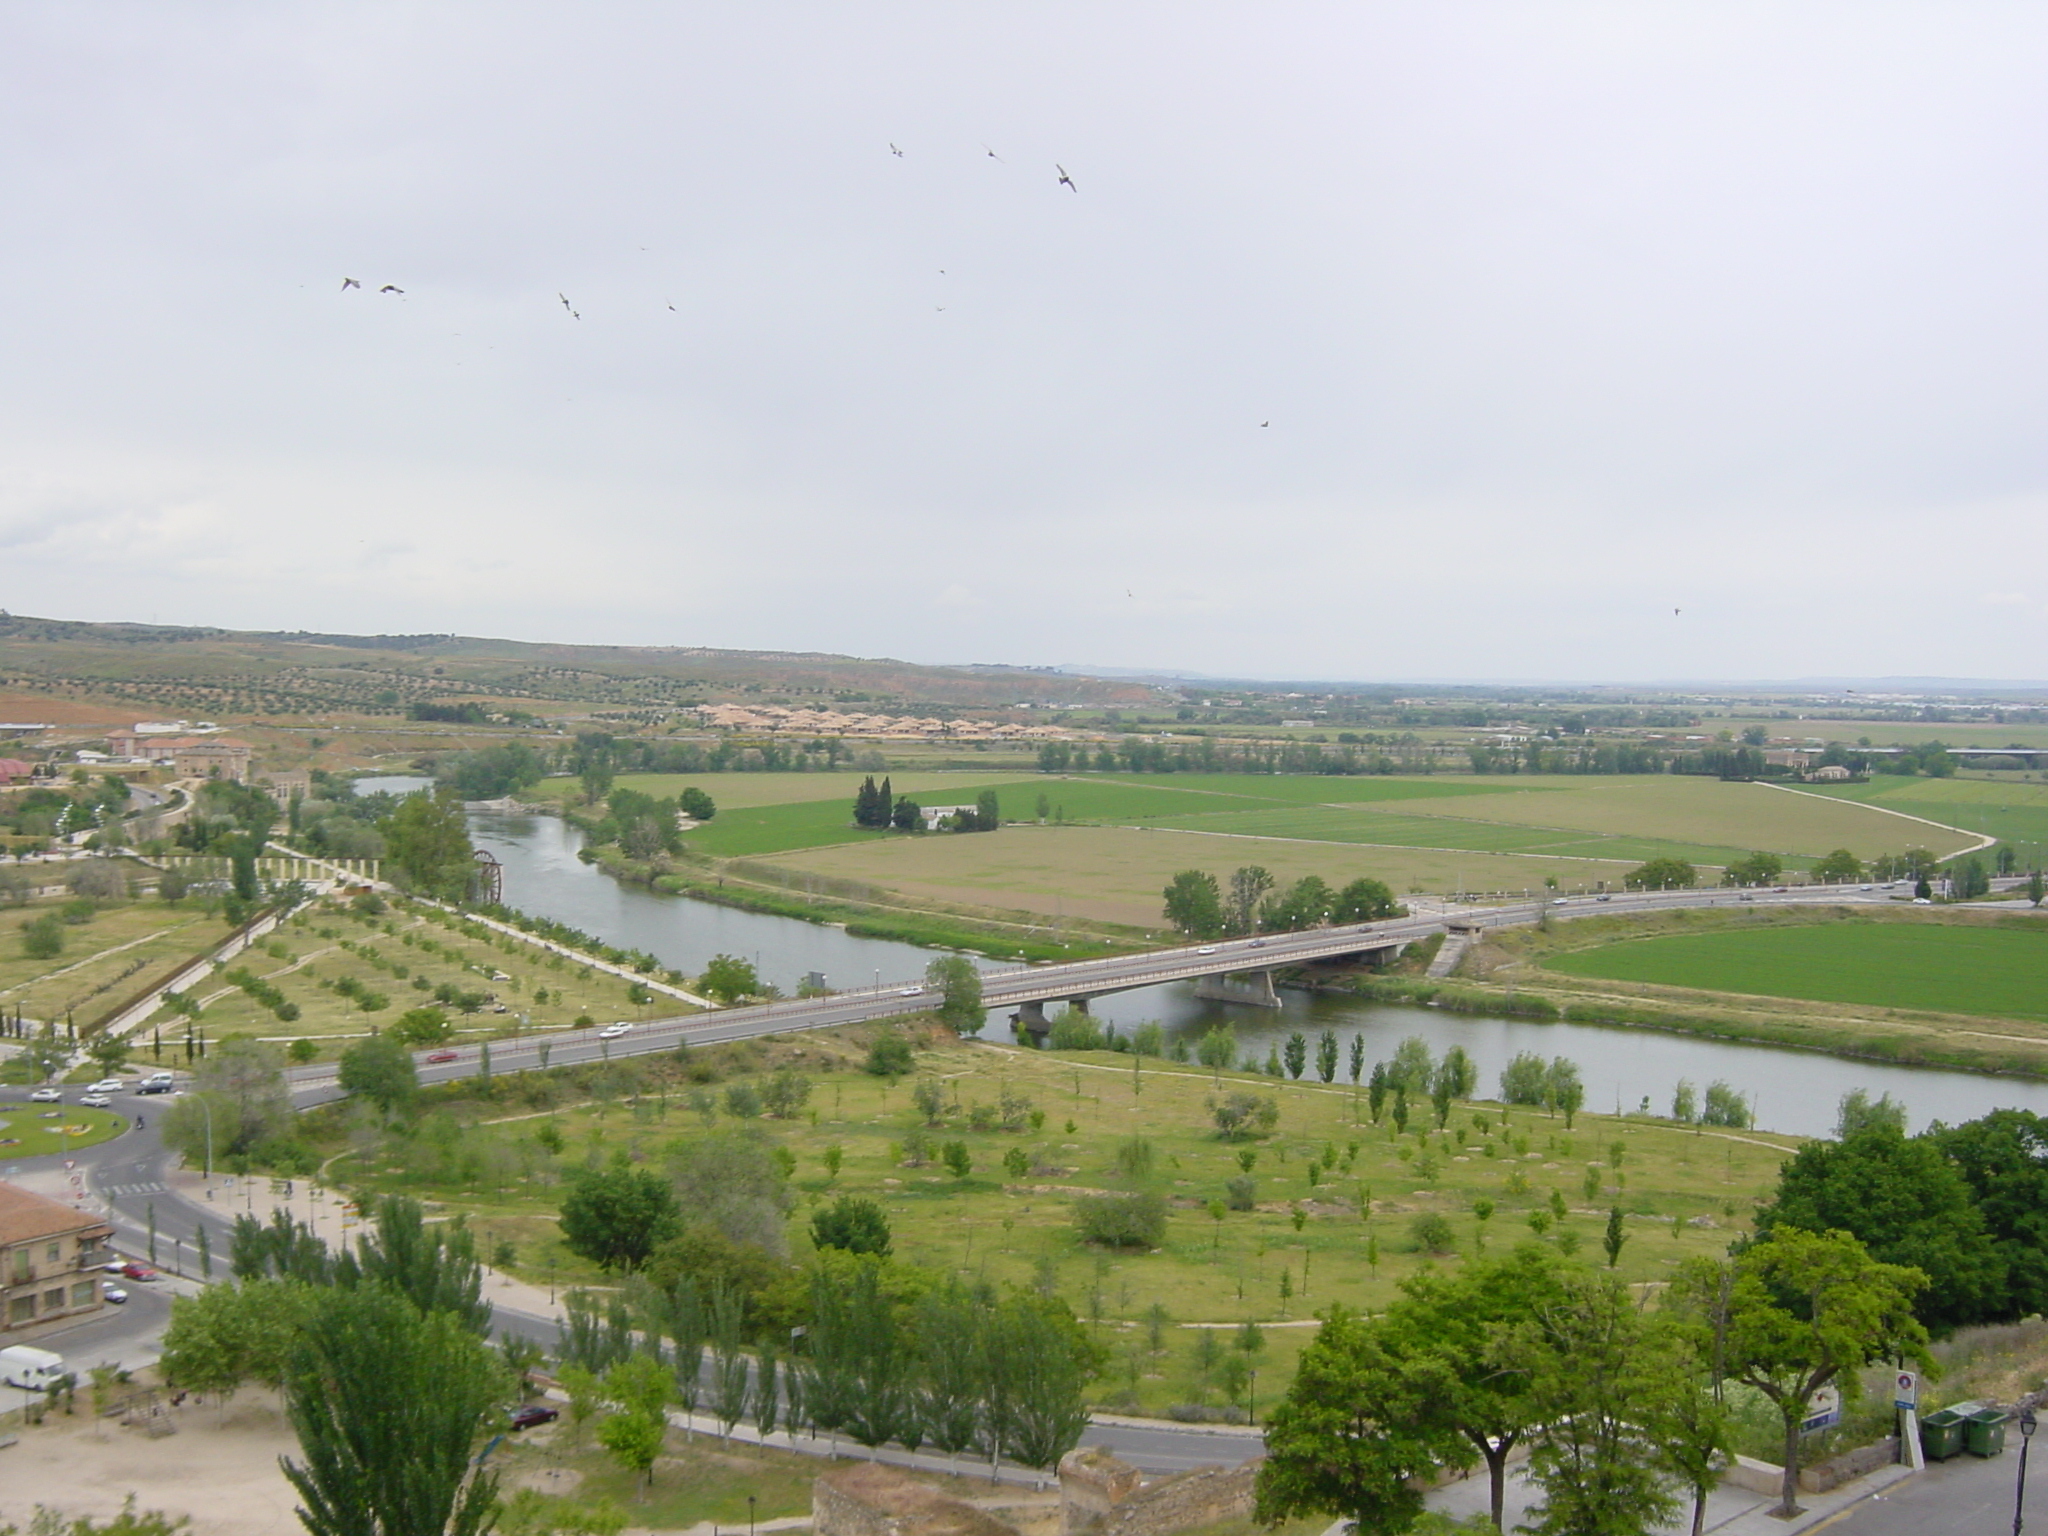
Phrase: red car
[
  {"left": 509, "top": 1404, "right": 559, "bottom": 1430},
  {"left": 425, "top": 1050, "right": 459, "bottom": 1064},
  {"left": 118, "top": 1262, "right": 159, "bottom": 1282}
]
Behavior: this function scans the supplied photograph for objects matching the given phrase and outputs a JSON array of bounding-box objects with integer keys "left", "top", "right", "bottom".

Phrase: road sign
[
  {"left": 1801, "top": 1385, "right": 1842, "bottom": 1435},
  {"left": 1895, "top": 1371, "right": 1919, "bottom": 1409}
]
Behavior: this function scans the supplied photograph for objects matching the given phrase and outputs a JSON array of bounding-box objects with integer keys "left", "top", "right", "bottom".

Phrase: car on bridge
[
  {"left": 424, "top": 1050, "right": 459, "bottom": 1064},
  {"left": 597, "top": 1021, "right": 631, "bottom": 1040}
]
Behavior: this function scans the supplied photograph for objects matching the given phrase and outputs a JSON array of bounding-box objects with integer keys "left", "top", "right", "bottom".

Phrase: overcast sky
[{"left": 3, "top": 4, "right": 2044, "bottom": 684}]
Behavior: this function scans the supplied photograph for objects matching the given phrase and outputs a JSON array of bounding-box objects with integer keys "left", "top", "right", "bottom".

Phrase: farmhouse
[{"left": 0, "top": 1182, "right": 114, "bottom": 1337}]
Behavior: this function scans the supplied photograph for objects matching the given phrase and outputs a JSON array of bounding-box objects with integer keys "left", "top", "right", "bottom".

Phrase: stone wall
[
  {"left": 1058, "top": 1450, "right": 1258, "bottom": 1536},
  {"left": 816, "top": 1464, "right": 1022, "bottom": 1536}
]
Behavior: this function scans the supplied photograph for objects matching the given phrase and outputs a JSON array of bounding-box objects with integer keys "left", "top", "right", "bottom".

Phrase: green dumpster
[
  {"left": 1921, "top": 1408, "right": 1967, "bottom": 1461},
  {"left": 1968, "top": 1408, "right": 2010, "bottom": 1457}
]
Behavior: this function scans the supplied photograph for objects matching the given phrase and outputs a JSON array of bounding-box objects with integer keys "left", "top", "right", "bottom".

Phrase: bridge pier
[
  {"left": 1011, "top": 999, "right": 1052, "bottom": 1045},
  {"left": 1193, "top": 968, "right": 1282, "bottom": 1008},
  {"left": 1063, "top": 996, "right": 1091, "bottom": 1013}
]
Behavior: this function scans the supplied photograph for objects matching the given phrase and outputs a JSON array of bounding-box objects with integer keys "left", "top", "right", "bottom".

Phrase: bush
[
  {"left": 1209, "top": 1091, "right": 1279, "bottom": 1140},
  {"left": 865, "top": 1031, "right": 914, "bottom": 1079},
  {"left": 1409, "top": 1213, "right": 1457, "bottom": 1253},
  {"left": 1225, "top": 1175, "right": 1258, "bottom": 1211},
  {"left": 1074, "top": 1190, "right": 1168, "bottom": 1248},
  {"left": 723, "top": 1081, "right": 762, "bottom": 1118},
  {"left": 810, "top": 1195, "right": 891, "bottom": 1256},
  {"left": 1049, "top": 1013, "right": 1104, "bottom": 1051},
  {"left": 20, "top": 914, "right": 64, "bottom": 959}
]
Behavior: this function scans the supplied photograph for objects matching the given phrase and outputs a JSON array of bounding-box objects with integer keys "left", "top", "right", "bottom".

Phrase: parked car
[
  {"left": 597, "top": 1022, "right": 631, "bottom": 1039},
  {"left": 508, "top": 1404, "right": 560, "bottom": 1430},
  {"left": 79, "top": 1093, "right": 112, "bottom": 1109},
  {"left": 103, "top": 1286, "right": 129, "bottom": 1305},
  {"left": 424, "top": 1050, "right": 459, "bottom": 1064},
  {"left": 87, "top": 1079, "right": 124, "bottom": 1094},
  {"left": 117, "top": 1262, "right": 159, "bottom": 1282},
  {"left": 28, "top": 1087, "right": 61, "bottom": 1103}
]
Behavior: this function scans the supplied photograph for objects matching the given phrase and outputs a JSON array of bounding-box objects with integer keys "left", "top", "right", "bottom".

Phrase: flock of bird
[{"left": 337, "top": 141, "right": 1080, "bottom": 324}]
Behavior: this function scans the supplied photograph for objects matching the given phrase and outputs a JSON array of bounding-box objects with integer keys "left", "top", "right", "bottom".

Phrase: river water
[{"left": 356, "top": 777, "right": 2048, "bottom": 1139}]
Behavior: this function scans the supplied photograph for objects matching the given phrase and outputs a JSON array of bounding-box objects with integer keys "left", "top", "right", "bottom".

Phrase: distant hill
[{"left": 0, "top": 612, "right": 1155, "bottom": 722}]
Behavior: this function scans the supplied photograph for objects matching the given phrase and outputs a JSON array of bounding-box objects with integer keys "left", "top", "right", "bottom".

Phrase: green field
[
  {"left": 329, "top": 1027, "right": 1796, "bottom": 1415},
  {"left": 1802, "top": 776, "right": 2048, "bottom": 863},
  {"left": 1545, "top": 918, "right": 2048, "bottom": 1021}
]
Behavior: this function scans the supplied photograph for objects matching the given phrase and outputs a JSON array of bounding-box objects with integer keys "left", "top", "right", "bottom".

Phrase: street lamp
[{"left": 2015, "top": 1404, "right": 2037, "bottom": 1536}]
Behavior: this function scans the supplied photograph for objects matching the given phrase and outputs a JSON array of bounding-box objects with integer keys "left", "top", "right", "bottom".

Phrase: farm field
[
  {"left": 1801, "top": 775, "right": 2048, "bottom": 863},
  {"left": 752, "top": 824, "right": 1632, "bottom": 928},
  {"left": 0, "top": 894, "right": 215, "bottom": 1028},
  {"left": 1543, "top": 916, "right": 2048, "bottom": 1021},
  {"left": 336, "top": 1026, "right": 1797, "bottom": 1415},
  {"left": 139, "top": 899, "right": 691, "bottom": 1058}
]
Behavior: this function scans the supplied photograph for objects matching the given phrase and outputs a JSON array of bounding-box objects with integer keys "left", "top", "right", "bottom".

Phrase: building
[
  {"left": 0, "top": 1182, "right": 113, "bottom": 1337},
  {"left": 0, "top": 759, "right": 33, "bottom": 785},
  {"left": 106, "top": 732, "right": 253, "bottom": 782}
]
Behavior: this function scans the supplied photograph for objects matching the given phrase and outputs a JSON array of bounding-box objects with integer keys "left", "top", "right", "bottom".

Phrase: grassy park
[
  {"left": 1, "top": 891, "right": 216, "bottom": 1032},
  {"left": 320, "top": 1021, "right": 1798, "bottom": 1416},
  {"left": 0, "top": 1103, "right": 130, "bottom": 1154}
]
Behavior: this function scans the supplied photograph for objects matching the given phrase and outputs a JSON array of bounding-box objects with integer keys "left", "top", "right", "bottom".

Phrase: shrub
[
  {"left": 20, "top": 915, "right": 64, "bottom": 959},
  {"left": 810, "top": 1195, "right": 891, "bottom": 1256},
  {"left": 1049, "top": 1012, "right": 1104, "bottom": 1051},
  {"left": 1074, "top": 1190, "right": 1168, "bottom": 1248},
  {"left": 723, "top": 1081, "right": 762, "bottom": 1119},
  {"left": 1225, "top": 1175, "right": 1258, "bottom": 1212},
  {"left": 1209, "top": 1091, "right": 1279, "bottom": 1140},
  {"left": 1409, "top": 1213, "right": 1456, "bottom": 1253},
  {"left": 865, "top": 1031, "right": 914, "bottom": 1079}
]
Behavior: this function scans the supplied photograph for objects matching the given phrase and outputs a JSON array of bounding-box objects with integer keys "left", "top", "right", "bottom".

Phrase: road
[{"left": 1825, "top": 1444, "right": 2036, "bottom": 1534}]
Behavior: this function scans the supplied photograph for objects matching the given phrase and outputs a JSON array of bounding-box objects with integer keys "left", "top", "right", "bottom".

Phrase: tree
[
  {"left": 941, "top": 1140, "right": 972, "bottom": 1179},
  {"left": 1496, "top": 1271, "right": 1687, "bottom": 1536},
  {"left": 1623, "top": 857, "right": 1696, "bottom": 890},
  {"left": 1227, "top": 866, "right": 1274, "bottom": 935},
  {"left": 1833, "top": 1088, "right": 1906, "bottom": 1139},
  {"left": 1379, "top": 1246, "right": 1568, "bottom": 1528},
  {"left": 20, "top": 914, "right": 64, "bottom": 958},
  {"left": 86, "top": 1033, "right": 131, "bottom": 1076},
  {"left": 191, "top": 1037, "right": 291, "bottom": 1157},
  {"left": 160, "top": 1278, "right": 318, "bottom": 1398},
  {"left": 2030, "top": 869, "right": 2045, "bottom": 908},
  {"left": 1953, "top": 856, "right": 1992, "bottom": 899},
  {"left": 1602, "top": 1207, "right": 1627, "bottom": 1268},
  {"left": 698, "top": 954, "right": 758, "bottom": 1003},
  {"left": 1675, "top": 1229, "right": 1929, "bottom": 1517},
  {"left": 761, "top": 1069, "right": 812, "bottom": 1119},
  {"left": 596, "top": 1355, "right": 672, "bottom": 1488},
  {"left": 1256, "top": 1306, "right": 1467, "bottom": 1536},
  {"left": 986, "top": 1291, "right": 1099, "bottom": 1468},
  {"left": 864, "top": 1030, "right": 914, "bottom": 1079},
  {"left": 1332, "top": 878, "right": 1403, "bottom": 923},
  {"left": 974, "top": 789, "right": 1001, "bottom": 832},
  {"left": 380, "top": 789, "right": 477, "bottom": 900},
  {"left": 1282, "top": 1032, "right": 1307, "bottom": 1080},
  {"left": 389, "top": 1005, "right": 451, "bottom": 1046},
  {"left": 811, "top": 1195, "right": 892, "bottom": 1256},
  {"left": 280, "top": 1286, "right": 506, "bottom": 1536},
  {"left": 1209, "top": 1091, "right": 1278, "bottom": 1140},
  {"left": 1162, "top": 869, "right": 1225, "bottom": 939},
  {"left": 678, "top": 787, "right": 716, "bottom": 821},
  {"left": 560, "top": 1163, "right": 683, "bottom": 1272},
  {"left": 925, "top": 954, "right": 984, "bottom": 1034},
  {"left": 1810, "top": 849, "right": 1863, "bottom": 884},
  {"left": 1262, "top": 876, "right": 1333, "bottom": 932},
  {"left": 343, "top": 1194, "right": 493, "bottom": 1335},
  {"left": 1500, "top": 1052, "right": 1549, "bottom": 1106},
  {"left": 891, "top": 796, "right": 922, "bottom": 830},
  {"left": 1756, "top": 1122, "right": 2005, "bottom": 1332},
  {"left": 1315, "top": 1029, "right": 1340, "bottom": 1084},
  {"left": 1722, "top": 852, "right": 1784, "bottom": 887},
  {"left": 1931, "top": 1109, "right": 2048, "bottom": 1318},
  {"left": 338, "top": 1033, "right": 419, "bottom": 1115}
]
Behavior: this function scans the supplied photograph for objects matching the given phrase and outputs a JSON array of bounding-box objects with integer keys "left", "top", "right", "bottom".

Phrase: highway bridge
[{"left": 283, "top": 878, "right": 1973, "bottom": 1102}]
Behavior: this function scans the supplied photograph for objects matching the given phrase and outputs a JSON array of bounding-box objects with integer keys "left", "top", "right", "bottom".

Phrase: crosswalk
[{"left": 100, "top": 1181, "right": 166, "bottom": 1198}]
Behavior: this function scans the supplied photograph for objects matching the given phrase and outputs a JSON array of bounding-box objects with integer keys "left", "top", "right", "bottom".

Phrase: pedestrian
[{"left": 135, "top": 1114, "right": 145, "bottom": 1130}]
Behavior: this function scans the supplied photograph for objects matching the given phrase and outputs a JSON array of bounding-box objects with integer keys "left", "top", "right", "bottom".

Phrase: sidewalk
[{"left": 1423, "top": 1458, "right": 1915, "bottom": 1535}]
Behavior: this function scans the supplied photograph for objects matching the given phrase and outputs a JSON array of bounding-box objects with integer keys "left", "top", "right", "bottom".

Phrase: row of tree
[
  {"left": 1163, "top": 865, "right": 1404, "bottom": 939},
  {"left": 1256, "top": 1231, "right": 1930, "bottom": 1533}
]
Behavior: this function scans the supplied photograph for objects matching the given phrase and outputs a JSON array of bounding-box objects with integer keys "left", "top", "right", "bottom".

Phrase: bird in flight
[
  {"left": 982, "top": 143, "right": 1004, "bottom": 162},
  {"left": 559, "top": 292, "right": 580, "bottom": 319},
  {"left": 890, "top": 143, "right": 904, "bottom": 157},
  {"left": 378, "top": 284, "right": 404, "bottom": 295},
  {"left": 1259, "top": 420, "right": 1269, "bottom": 428},
  {"left": 1056, "top": 164, "right": 1077, "bottom": 191},
  {"left": 340, "top": 277, "right": 360, "bottom": 291}
]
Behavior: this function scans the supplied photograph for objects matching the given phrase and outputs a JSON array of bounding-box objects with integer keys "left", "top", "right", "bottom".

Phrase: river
[{"left": 356, "top": 777, "right": 2048, "bottom": 1139}]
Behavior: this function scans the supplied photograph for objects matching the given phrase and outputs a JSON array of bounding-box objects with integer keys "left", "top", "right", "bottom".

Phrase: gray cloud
[{"left": 1, "top": 3, "right": 2044, "bottom": 679}]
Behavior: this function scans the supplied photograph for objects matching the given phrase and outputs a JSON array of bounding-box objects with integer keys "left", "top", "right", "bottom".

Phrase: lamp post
[{"left": 2016, "top": 1404, "right": 2038, "bottom": 1536}]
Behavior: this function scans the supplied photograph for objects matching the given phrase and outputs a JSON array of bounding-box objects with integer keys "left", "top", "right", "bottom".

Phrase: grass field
[
  {"left": 333, "top": 1026, "right": 1796, "bottom": 1415},
  {"left": 1801, "top": 776, "right": 2048, "bottom": 862},
  {"left": 1543, "top": 917, "right": 2048, "bottom": 1021},
  {"left": 0, "top": 897, "right": 217, "bottom": 1027},
  {"left": 140, "top": 899, "right": 690, "bottom": 1058}
]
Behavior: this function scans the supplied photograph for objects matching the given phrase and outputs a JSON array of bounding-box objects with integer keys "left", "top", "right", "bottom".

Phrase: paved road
[{"left": 1824, "top": 1446, "right": 2036, "bottom": 1534}]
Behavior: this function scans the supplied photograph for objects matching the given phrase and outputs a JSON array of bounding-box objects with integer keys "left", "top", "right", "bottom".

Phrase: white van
[
  {"left": 137, "top": 1072, "right": 176, "bottom": 1095},
  {"left": 0, "top": 1344, "right": 67, "bottom": 1391}
]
